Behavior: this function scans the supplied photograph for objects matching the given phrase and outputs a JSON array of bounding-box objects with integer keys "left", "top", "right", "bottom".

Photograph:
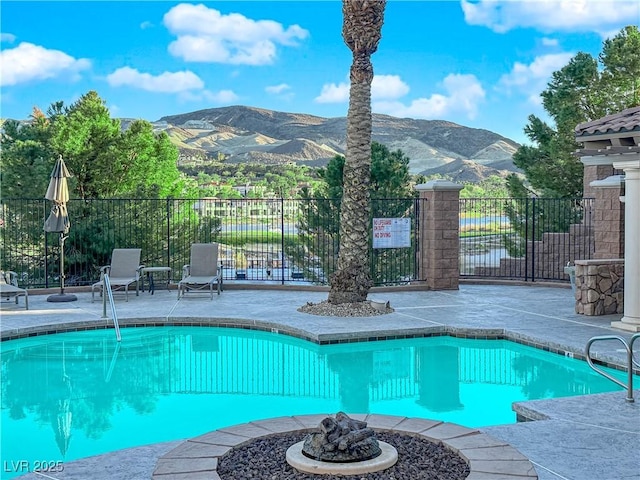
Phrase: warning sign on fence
[{"left": 372, "top": 218, "right": 411, "bottom": 249}]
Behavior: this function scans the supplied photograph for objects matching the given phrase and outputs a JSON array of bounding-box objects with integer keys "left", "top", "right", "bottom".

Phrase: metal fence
[
  {"left": 459, "top": 197, "right": 595, "bottom": 281},
  {"left": 0, "top": 197, "right": 422, "bottom": 289},
  {"left": 1, "top": 196, "right": 595, "bottom": 288}
]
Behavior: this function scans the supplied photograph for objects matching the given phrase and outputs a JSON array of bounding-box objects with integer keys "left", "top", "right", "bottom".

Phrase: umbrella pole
[
  {"left": 47, "top": 233, "right": 77, "bottom": 303},
  {"left": 60, "top": 233, "right": 66, "bottom": 295}
]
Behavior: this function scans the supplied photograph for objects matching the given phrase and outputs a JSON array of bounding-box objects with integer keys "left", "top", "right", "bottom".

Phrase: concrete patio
[{"left": 1, "top": 283, "right": 638, "bottom": 480}]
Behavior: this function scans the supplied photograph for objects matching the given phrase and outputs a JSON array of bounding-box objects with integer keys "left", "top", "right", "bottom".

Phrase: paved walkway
[{"left": 2, "top": 283, "right": 639, "bottom": 480}]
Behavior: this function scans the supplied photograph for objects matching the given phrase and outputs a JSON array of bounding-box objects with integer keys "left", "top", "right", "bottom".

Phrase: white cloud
[
  {"left": 1, "top": 33, "right": 16, "bottom": 43},
  {"left": 163, "top": 3, "right": 308, "bottom": 65},
  {"left": 373, "top": 74, "right": 485, "bottom": 120},
  {"left": 140, "top": 21, "right": 154, "bottom": 30},
  {"left": 541, "top": 37, "right": 559, "bottom": 47},
  {"left": 0, "top": 42, "right": 90, "bottom": 87},
  {"left": 461, "top": 0, "right": 639, "bottom": 37},
  {"left": 372, "top": 75, "right": 410, "bottom": 99},
  {"left": 265, "top": 83, "right": 291, "bottom": 95},
  {"left": 179, "top": 89, "right": 239, "bottom": 103},
  {"left": 205, "top": 89, "right": 239, "bottom": 103},
  {"left": 106, "top": 67, "right": 204, "bottom": 93},
  {"left": 315, "top": 81, "right": 349, "bottom": 103},
  {"left": 315, "top": 74, "right": 410, "bottom": 103},
  {"left": 499, "top": 52, "right": 574, "bottom": 104}
]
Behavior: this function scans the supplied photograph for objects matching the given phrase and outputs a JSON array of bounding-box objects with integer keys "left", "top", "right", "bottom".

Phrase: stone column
[
  {"left": 415, "top": 180, "right": 463, "bottom": 290},
  {"left": 583, "top": 164, "right": 614, "bottom": 200},
  {"left": 582, "top": 162, "right": 615, "bottom": 230},
  {"left": 611, "top": 158, "right": 640, "bottom": 332},
  {"left": 589, "top": 175, "right": 625, "bottom": 259}
]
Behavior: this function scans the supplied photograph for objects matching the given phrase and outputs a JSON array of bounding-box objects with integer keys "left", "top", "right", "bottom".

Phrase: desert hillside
[{"left": 154, "top": 105, "right": 521, "bottom": 179}]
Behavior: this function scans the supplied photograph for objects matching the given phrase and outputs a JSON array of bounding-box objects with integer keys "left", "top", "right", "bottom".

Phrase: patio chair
[
  {"left": 91, "top": 248, "right": 142, "bottom": 302},
  {"left": 0, "top": 270, "right": 28, "bottom": 309},
  {"left": 178, "top": 243, "right": 222, "bottom": 300}
]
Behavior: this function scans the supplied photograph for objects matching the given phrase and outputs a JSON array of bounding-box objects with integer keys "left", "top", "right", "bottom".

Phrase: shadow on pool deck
[{"left": 2, "top": 284, "right": 638, "bottom": 480}]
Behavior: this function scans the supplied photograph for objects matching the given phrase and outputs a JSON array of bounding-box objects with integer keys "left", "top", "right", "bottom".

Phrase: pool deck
[{"left": 2, "top": 283, "right": 639, "bottom": 480}]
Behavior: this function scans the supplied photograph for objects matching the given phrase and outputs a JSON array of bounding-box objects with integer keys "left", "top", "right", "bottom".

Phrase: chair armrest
[
  {"left": 182, "top": 265, "right": 190, "bottom": 279},
  {"left": 136, "top": 265, "right": 145, "bottom": 280},
  {"left": 99, "top": 265, "right": 111, "bottom": 275},
  {"left": 6, "top": 271, "right": 19, "bottom": 287}
]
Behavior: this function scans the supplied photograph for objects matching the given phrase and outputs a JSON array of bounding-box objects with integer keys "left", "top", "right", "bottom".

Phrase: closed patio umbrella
[{"left": 44, "top": 155, "right": 77, "bottom": 302}]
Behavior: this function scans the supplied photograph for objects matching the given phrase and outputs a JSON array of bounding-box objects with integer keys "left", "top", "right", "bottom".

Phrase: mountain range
[{"left": 144, "top": 105, "right": 521, "bottom": 182}]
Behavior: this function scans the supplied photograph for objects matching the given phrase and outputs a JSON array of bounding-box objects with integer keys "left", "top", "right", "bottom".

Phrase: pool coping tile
[
  {"left": 190, "top": 431, "right": 253, "bottom": 447},
  {"left": 217, "top": 422, "right": 275, "bottom": 439},
  {"left": 247, "top": 416, "right": 310, "bottom": 433},
  {"left": 417, "top": 422, "right": 479, "bottom": 441},
  {"left": 393, "top": 417, "right": 443, "bottom": 433},
  {"left": 458, "top": 445, "right": 529, "bottom": 461},
  {"left": 162, "top": 442, "right": 231, "bottom": 459},
  {"left": 445, "top": 434, "right": 511, "bottom": 452},
  {"left": 362, "top": 414, "right": 407, "bottom": 430}
]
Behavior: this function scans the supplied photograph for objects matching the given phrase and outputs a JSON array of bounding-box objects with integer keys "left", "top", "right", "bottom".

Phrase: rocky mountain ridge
[{"left": 150, "top": 105, "right": 522, "bottom": 182}]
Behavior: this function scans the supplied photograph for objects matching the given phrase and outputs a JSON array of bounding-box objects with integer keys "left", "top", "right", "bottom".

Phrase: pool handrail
[
  {"left": 101, "top": 272, "right": 122, "bottom": 342},
  {"left": 585, "top": 333, "right": 639, "bottom": 403}
]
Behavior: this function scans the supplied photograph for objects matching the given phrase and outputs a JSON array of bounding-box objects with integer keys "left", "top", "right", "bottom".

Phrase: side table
[{"left": 141, "top": 266, "right": 172, "bottom": 294}]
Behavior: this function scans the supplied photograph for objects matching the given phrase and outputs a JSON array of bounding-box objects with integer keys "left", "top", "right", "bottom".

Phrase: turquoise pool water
[{"left": 0, "top": 326, "right": 633, "bottom": 478}]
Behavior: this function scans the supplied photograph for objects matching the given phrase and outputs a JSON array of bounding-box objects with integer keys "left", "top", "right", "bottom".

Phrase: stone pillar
[
  {"left": 590, "top": 175, "right": 625, "bottom": 259},
  {"left": 611, "top": 159, "right": 640, "bottom": 332},
  {"left": 582, "top": 162, "right": 615, "bottom": 231},
  {"left": 415, "top": 180, "right": 463, "bottom": 290},
  {"left": 583, "top": 164, "right": 614, "bottom": 200},
  {"left": 574, "top": 259, "right": 624, "bottom": 316}
]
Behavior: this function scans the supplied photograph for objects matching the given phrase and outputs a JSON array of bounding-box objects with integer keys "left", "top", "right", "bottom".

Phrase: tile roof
[{"left": 575, "top": 106, "right": 640, "bottom": 138}]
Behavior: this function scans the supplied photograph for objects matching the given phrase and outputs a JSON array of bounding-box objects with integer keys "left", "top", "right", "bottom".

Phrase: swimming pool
[{"left": 0, "top": 326, "right": 633, "bottom": 478}]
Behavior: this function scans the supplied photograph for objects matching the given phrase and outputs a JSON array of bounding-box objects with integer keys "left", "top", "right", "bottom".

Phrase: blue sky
[{"left": 1, "top": 1, "right": 638, "bottom": 144}]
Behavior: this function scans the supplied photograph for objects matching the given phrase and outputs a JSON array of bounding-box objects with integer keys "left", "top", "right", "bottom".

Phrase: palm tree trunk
[{"left": 328, "top": 0, "right": 386, "bottom": 304}]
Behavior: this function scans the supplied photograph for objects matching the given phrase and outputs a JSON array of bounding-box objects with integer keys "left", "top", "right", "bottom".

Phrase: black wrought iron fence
[
  {"left": 459, "top": 197, "right": 595, "bottom": 281},
  {"left": 0, "top": 197, "right": 421, "bottom": 288}
]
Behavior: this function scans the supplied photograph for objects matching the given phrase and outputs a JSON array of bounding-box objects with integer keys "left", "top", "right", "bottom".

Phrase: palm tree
[{"left": 328, "top": 0, "right": 386, "bottom": 304}]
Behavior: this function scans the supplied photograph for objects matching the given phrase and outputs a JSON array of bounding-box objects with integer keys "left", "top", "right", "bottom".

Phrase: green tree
[
  {"left": 49, "top": 91, "right": 123, "bottom": 199},
  {"left": 600, "top": 25, "right": 640, "bottom": 109},
  {"left": 328, "top": 0, "right": 386, "bottom": 304},
  {"left": 50, "top": 91, "right": 184, "bottom": 199},
  {"left": 297, "top": 142, "right": 414, "bottom": 285},
  {"left": 460, "top": 175, "right": 509, "bottom": 198},
  {"left": 509, "top": 26, "right": 640, "bottom": 198},
  {"left": 1, "top": 108, "right": 56, "bottom": 198}
]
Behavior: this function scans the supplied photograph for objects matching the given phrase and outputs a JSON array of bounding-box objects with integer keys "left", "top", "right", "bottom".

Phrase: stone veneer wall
[{"left": 574, "top": 259, "right": 624, "bottom": 315}]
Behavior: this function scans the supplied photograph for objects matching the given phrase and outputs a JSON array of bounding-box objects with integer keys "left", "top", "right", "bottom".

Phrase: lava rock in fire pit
[{"left": 301, "top": 412, "right": 382, "bottom": 463}]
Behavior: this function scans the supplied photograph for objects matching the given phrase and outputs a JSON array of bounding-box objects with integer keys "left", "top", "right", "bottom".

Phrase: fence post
[
  {"left": 166, "top": 198, "right": 171, "bottom": 279},
  {"left": 531, "top": 197, "right": 536, "bottom": 282},
  {"left": 280, "top": 197, "right": 285, "bottom": 285},
  {"left": 44, "top": 199, "right": 49, "bottom": 288},
  {"left": 415, "top": 180, "right": 463, "bottom": 290}
]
